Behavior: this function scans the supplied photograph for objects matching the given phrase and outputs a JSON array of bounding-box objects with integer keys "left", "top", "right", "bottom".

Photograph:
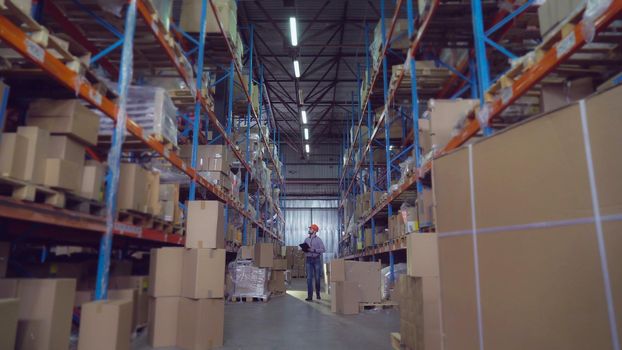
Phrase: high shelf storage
[
  {"left": 338, "top": 0, "right": 622, "bottom": 262},
  {"left": 0, "top": 0, "right": 285, "bottom": 297}
]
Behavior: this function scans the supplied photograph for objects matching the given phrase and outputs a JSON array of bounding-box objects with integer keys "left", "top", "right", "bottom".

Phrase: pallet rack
[
  {"left": 0, "top": 0, "right": 285, "bottom": 298},
  {"left": 338, "top": 0, "right": 622, "bottom": 261}
]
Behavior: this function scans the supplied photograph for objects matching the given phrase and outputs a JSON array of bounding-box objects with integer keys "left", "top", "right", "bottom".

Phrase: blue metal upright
[
  {"left": 189, "top": 0, "right": 210, "bottom": 200},
  {"left": 472, "top": 0, "right": 494, "bottom": 136},
  {"left": 406, "top": 0, "right": 424, "bottom": 200},
  {"left": 0, "top": 82, "right": 10, "bottom": 143},
  {"left": 242, "top": 25, "right": 255, "bottom": 245},
  {"left": 94, "top": 0, "right": 137, "bottom": 301}
]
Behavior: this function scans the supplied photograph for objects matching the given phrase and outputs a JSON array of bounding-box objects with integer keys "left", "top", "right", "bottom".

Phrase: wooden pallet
[
  {"left": 228, "top": 294, "right": 270, "bottom": 303},
  {"left": 151, "top": 217, "right": 174, "bottom": 234},
  {"left": 64, "top": 192, "right": 105, "bottom": 217},
  {"left": 360, "top": 300, "right": 399, "bottom": 311},
  {"left": 116, "top": 210, "right": 153, "bottom": 227},
  {"left": 0, "top": 175, "right": 66, "bottom": 208}
]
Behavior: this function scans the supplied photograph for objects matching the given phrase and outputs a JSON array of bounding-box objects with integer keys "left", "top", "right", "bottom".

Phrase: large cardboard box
[
  {"left": 177, "top": 298, "right": 225, "bottom": 350},
  {"left": 330, "top": 281, "right": 360, "bottom": 315},
  {"left": 268, "top": 270, "right": 286, "bottom": 293},
  {"left": 344, "top": 261, "right": 382, "bottom": 303},
  {"left": 47, "top": 135, "right": 85, "bottom": 165},
  {"left": 80, "top": 160, "right": 105, "bottom": 201},
  {"left": 180, "top": 0, "right": 237, "bottom": 37},
  {"left": 26, "top": 99, "right": 100, "bottom": 146},
  {"left": 1, "top": 278, "right": 76, "bottom": 350},
  {"left": 17, "top": 126, "right": 49, "bottom": 184},
  {"left": 254, "top": 243, "right": 274, "bottom": 268},
  {"left": 273, "top": 258, "right": 287, "bottom": 271},
  {"left": 406, "top": 233, "right": 439, "bottom": 277},
  {"left": 0, "top": 133, "right": 28, "bottom": 180},
  {"left": 148, "top": 296, "right": 181, "bottom": 348},
  {"left": 78, "top": 300, "right": 133, "bottom": 350},
  {"left": 0, "top": 241, "right": 10, "bottom": 278},
  {"left": 0, "top": 298, "right": 18, "bottom": 350},
  {"left": 118, "top": 163, "right": 148, "bottom": 213},
  {"left": 107, "top": 288, "right": 138, "bottom": 330},
  {"left": 538, "top": 0, "right": 583, "bottom": 36},
  {"left": 186, "top": 201, "right": 225, "bottom": 249},
  {"left": 434, "top": 85, "right": 622, "bottom": 350},
  {"left": 396, "top": 275, "right": 442, "bottom": 350},
  {"left": 145, "top": 170, "right": 161, "bottom": 215},
  {"left": 425, "top": 99, "right": 478, "bottom": 155},
  {"left": 44, "top": 158, "right": 83, "bottom": 192},
  {"left": 181, "top": 248, "right": 225, "bottom": 299},
  {"left": 148, "top": 247, "right": 183, "bottom": 297},
  {"left": 179, "top": 144, "right": 230, "bottom": 173}
]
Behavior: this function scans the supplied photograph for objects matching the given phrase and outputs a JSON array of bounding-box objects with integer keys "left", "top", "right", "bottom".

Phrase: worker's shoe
[
  {"left": 316, "top": 295, "right": 321, "bottom": 300},
  {"left": 305, "top": 297, "right": 313, "bottom": 302}
]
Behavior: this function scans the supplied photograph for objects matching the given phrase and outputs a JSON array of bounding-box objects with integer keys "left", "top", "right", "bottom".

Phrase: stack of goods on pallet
[
  {"left": 117, "top": 163, "right": 162, "bottom": 216},
  {"left": 362, "top": 226, "right": 387, "bottom": 248},
  {"left": 538, "top": 0, "right": 583, "bottom": 36},
  {"left": 233, "top": 73, "right": 261, "bottom": 114},
  {"left": 179, "top": 144, "right": 232, "bottom": 191},
  {"left": 329, "top": 260, "right": 382, "bottom": 315},
  {"left": 98, "top": 86, "right": 178, "bottom": 147},
  {"left": 434, "top": 85, "right": 622, "bottom": 349},
  {"left": 380, "top": 263, "right": 407, "bottom": 301},
  {"left": 149, "top": 200, "right": 226, "bottom": 349},
  {"left": 287, "top": 246, "right": 306, "bottom": 278},
  {"left": 387, "top": 213, "right": 406, "bottom": 240},
  {"left": 159, "top": 183, "right": 182, "bottom": 224},
  {"left": 269, "top": 254, "right": 287, "bottom": 295},
  {"left": 180, "top": 0, "right": 243, "bottom": 66},
  {"left": 369, "top": 19, "right": 410, "bottom": 72},
  {"left": 226, "top": 242, "right": 275, "bottom": 300},
  {"left": 396, "top": 234, "right": 442, "bottom": 350},
  {"left": 0, "top": 99, "right": 104, "bottom": 203}
]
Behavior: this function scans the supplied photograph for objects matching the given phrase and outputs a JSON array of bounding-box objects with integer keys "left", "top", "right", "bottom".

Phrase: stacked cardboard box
[
  {"left": 399, "top": 234, "right": 442, "bottom": 349},
  {"left": 0, "top": 298, "right": 19, "bottom": 349},
  {"left": 78, "top": 299, "right": 133, "bottom": 350},
  {"left": 0, "top": 278, "right": 76, "bottom": 350},
  {"left": 109, "top": 275, "right": 150, "bottom": 329},
  {"left": 329, "top": 260, "right": 382, "bottom": 314},
  {"left": 291, "top": 249, "right": 306, "bottom": 278},
  {"left": 538, "top": 0, "right": 583, "bottom": 36},
  {"left": 179, "top": 144, "right": 232, "bottom": 191},
  {"left": 434, "top": 85, "right": 622, "bottom": 349},
  {"left": 180, "top": 0, "right": 237, "bottom": 39},
  {"left": 269, "top": 257, "right": 287, "bottom": 293},
  {"left": 149, "top": 199, "right": 226, "bottom": 349},
  {"left": 388, "top": 214, "right": 406, "bottom": 240}
]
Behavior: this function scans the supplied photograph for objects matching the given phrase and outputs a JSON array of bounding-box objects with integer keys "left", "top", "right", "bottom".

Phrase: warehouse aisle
[{"left": 133, "top": 279, "right": 398, "bottom": 350}]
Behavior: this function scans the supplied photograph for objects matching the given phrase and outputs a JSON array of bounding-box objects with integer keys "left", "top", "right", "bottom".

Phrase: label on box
[
  {"left": 556, "top": 31, "right": 575, "bottom": 59},
  {"left": 25, "top": 39, "right": 45, "bottom": 63}
]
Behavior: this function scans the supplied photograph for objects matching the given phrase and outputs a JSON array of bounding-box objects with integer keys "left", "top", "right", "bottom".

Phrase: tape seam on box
[{"left": 468, "top": 144, "right": 485, "bottom": 350}]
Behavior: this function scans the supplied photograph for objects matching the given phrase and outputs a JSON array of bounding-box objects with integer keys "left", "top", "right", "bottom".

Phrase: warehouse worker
[{"left": 303, "top": 224, "right": 325, "bottom": 301}]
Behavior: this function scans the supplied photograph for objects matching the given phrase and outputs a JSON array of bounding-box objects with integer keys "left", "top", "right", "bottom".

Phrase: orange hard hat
[{"left": 309, "top": 224, "right": 319, "bottom": 232}]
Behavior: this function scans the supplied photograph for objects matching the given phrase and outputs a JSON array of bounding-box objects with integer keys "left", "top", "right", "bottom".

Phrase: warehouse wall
[{"left": 283, "top": 199, "right": 339, "bottom": 260}]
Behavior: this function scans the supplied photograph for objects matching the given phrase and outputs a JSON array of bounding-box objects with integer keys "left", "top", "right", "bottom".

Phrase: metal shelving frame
[
  {"left": 0, "top": 0, "right": 285, "bottom": 298},
  {"left": 339, "top": 0, "right": 622, "bottom": 260}
]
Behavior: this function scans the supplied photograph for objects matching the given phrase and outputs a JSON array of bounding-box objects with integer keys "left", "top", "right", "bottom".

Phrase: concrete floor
[{"left": 134, "top": 279, "right": 399, "bottom": 350}]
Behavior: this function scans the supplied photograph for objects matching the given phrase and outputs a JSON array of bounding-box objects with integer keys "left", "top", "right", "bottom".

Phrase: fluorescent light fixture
[
  {"left": 301, "top": 110, "right": 307, "bottom": 124},
  {"left": 293, "top": 60, "right": 300, "bottom": 78},
  {"left": 289, "top": 17, "right": 298, "bottom": 46},
  {"left": 304, "top": 128, "right": 309, "bottom": 140},
  {"left": 305, "top": 144, "right": 310, "bottom": 153}
]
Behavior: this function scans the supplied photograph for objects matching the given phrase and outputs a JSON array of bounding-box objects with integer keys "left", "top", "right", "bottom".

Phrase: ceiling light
[
  {"left": 304, "top": 128, "right": 309, "bottom": 140},
  {"left": 305, "top": 144, "right": 310, "bottom": 153},
  {"left": 289, "top": 17, "right": 298, "bottom": 46},
  {"left": 293, "top": 60, "right": 300, "bottom": 78},
  {"left": 301, "top": 110, "right": 307, "bottom": 124}
]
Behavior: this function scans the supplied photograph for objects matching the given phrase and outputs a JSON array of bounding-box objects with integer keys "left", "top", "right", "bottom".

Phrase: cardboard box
[
  {"left": 344, "top": 261, "right": 382, "bottom": 303},
  {"left": 107, "top": 288, "right": 138, "bottom": 330},
  {"left": 177, "top": 298, "right": 225, "bottom": 350},
  {"left": 425, "top": 99, "right": 478, "bottom": 154},
  {"left": 117, "top": 163, "right": 148, "bottom": 213},
  {"left": 181, "top": 248, "right": 225, "bottom": 299},
  {"left": 185, "top": 201, "right": 225, "bottom": 249},
  {"left": 330, "top": 281, "right": 360, "bottom": 315},
  {"left": 26, "top": 99, "right": 100, "bottom": 146},
  {"left": 109, "top": 275, "right": 149, "bottom": 293},
  {"left": 434, "top": 85, "right": 622, "bottom": 350},
  {"left": 180, "top": 0, "right": 237, "bottom": 37},
  {"left": 47, "top": 135, "right": 85, "bottom": 165},
  {"left": 17, "top": 126, "right": 49, "bottom": 184},
  {"left": 406, "top": 233, "right": 439, "bottom": 277},
  {"left": 239, "top": 245, "right": 253, "bottom": 260},
  {"left": 254, "top": 243, "right": 274, "bottom": 268},
  {"left": 148, "top": 296, "right": 180, "bottom": 348},
  {"left": 0, "top": 241, "right": 10, "bottom": 278},
  {"left": 2, "top": 278, "right": 76, "bottom": 350},
  {"left": 145, "top": 170, "right": 161, "bottom": 215},
  {"left": 538, "top": 0, "right": 583, "bottom": 36},
  {"left": 148, "top": 247, "right": 183, "bottom": 297},
  {"left": 0, "top": 298, "right": 18, "bottom": 350},
  {"left": 80, "top": 160, "right": 105, "bottom": 201},
  {"left": 159, "top": 183, "right": 179, "bottom": 201},
  {"left": 268, "top": 270, "right": 286, "bottom": 293},
  {"left": 396, "top": 275, "right": 442, "bottom": 350},
  {"left": 273, "top": 258, "right": 287, "bottom": 271},
  {"left": 78, "top": 300, "right": 133, "bottom": 350},
  {"left": 44, "top": 158, "right": 83, "bottom": 192},
  {"left": 178, "top": 144, "right": 230, "bottom": 173},
  {"left": 0, "top": 133, "right": 28, "bottom": 180},
  {"left": 417, "top": 186, "right": 435, "bottom": 226}
]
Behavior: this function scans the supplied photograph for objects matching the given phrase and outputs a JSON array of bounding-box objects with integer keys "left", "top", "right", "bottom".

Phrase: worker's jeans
[{"left": 306, "top": 256, "right": 322, "bottom": 298}]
